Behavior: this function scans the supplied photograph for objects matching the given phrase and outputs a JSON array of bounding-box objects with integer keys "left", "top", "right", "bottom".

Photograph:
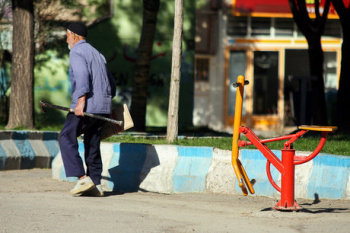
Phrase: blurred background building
[
  {"left": 194, "top": 0, "right": 340, "bottom": 134},
  {"left": 0, "top": 0, "right": 341, "bottom": 133}
]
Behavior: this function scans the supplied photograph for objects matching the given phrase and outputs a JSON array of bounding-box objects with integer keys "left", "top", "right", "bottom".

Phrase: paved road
[{"left": 1, "top": 169, "right": 350, "bottom": 233}]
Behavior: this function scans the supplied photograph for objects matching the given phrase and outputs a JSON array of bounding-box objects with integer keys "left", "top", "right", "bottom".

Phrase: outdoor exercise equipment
[{"left": 231, "top": 75, "right": 337, "bottom": 211}]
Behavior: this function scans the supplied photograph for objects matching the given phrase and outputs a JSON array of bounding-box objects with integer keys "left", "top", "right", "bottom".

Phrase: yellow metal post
[{"left": 231, "top": 75, "right": 255, "bottom": 195}]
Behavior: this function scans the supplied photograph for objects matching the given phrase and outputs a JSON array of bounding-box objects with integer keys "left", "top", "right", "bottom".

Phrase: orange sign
[{"left": 232, "top": 0, "right": 341, "bottom": 19}]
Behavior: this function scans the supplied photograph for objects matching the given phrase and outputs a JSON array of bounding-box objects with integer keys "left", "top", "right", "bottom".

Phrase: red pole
[{"left": 274, "top": 149, "right": 301, "bottom": 211}]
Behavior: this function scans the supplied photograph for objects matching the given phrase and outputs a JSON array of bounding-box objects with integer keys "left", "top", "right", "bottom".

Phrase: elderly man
[{"left": 59, "top": 22, "right": 116, "bottom": 196}]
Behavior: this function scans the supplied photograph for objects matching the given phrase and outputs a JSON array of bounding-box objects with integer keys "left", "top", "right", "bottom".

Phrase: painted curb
[
  {"left": 1, "top": 131, "right": 349, "bottom": 200},
  {"left": 52, "top": 143, "right": 350, "bottom": 200},
  {"left": 0, "top": 131, "right": 59, "bottom": 170}
]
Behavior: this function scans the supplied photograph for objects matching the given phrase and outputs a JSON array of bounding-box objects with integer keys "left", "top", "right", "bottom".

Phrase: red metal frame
[
  {"left": 230, "top": 75, "right": 336, "bottom": 211},
  {"left": 238, "top": 126, "right": 331, "bottom": 211}
]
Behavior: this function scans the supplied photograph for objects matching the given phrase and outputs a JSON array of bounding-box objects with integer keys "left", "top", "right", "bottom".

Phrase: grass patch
[
  {"left": 103, "top": 135, "right": 233, "bottom": 150},
  {"left": 103, "top": 133, "right": 350, "bottom": 156},
  {"left": 1, "top": 124, "right": 349, "bottom": 156}
]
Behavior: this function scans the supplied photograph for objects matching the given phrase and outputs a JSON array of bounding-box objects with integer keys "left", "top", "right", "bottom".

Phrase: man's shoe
[
  {"left": 80, "top": 184, "right": 104, "bottom": 197},
  {"left": 70, "top": 176, "right": 95, "bottom": 195},
  {"left": 96, "top": 184, "right": 104, "bottom": 197}
]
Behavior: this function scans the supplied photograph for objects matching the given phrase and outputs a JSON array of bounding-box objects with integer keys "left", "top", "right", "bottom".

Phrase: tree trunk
[
  {"left": 331, "top": 0, "right": 350, "bottom": 132},
  {"left": 307, "top": 36, "right": 328, "bottom": 125},
  {"left": 166, "top": 0, "right": 183, "bottom": 143},
  {"left": 7, "top": 0, "right": 34, "bottom": 129},
  {"left": 289, "top": 0, "right": 329, "bottom": 126},
  {"left": 130, "top": 0, "right": 160, "bottom": 131},
  {"left": 337, "top": 29, "right": 350, "bottom": 132}
]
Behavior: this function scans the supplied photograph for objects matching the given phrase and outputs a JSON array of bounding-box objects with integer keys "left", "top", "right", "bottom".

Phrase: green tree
[
  {"left": 7, "top": 0, "right": 35, "bottom": 129},
  {"left": 130, "top": 0, "right": 160, "bottom": 131}
]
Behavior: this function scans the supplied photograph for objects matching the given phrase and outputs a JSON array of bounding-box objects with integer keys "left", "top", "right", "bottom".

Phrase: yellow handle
[{"left": 231, "top": 75, "right": 255, "bottom": 195}]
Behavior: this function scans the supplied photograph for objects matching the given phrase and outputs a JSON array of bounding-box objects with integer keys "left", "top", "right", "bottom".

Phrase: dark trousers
[{"left": 58, "top": 112, "right": 107, "bottom": 185}]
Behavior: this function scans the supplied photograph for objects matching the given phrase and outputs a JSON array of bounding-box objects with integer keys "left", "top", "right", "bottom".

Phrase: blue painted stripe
[
  {"left": 307, "top": 154, "right": 350, "bottom": 199},
  {"left": 51, "top": 155, "right": 76, "bottom": 182},
  {"left": 173, "top": 146, "right": 213, "bottom": 192},
  {"left": 43, "top": 132, "right": 60, "bottom": 160},
  {"left": 239, "top": 149, "right": 280, "bottom": 197},
  {"left": 60, "top": 165, "right": 78, "bottom": 182},
  {"left": 107, "top": 143, "right": 148, "bottom": 192},
  {"left": 52, "top": 140, "right": 85, "bottom": 182},
  {"left": 104, "top": 143, "right": 121, "bottom": 190},
  {"left": 0, "top": 144, "right": 6, "bottom": 170},
  {"left": 78, "top": 141, "right": 84, "bottom": 155},
  {"left": 177, "top": 146, "right": 213, "bottom": 158},
  {"left": 12, "top": 131, "right": 36, "bottom": 169}
]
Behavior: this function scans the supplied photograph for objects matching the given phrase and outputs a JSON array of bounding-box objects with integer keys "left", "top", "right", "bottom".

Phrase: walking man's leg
[
  {"left": 59, "top": 113, "right": 95, "bottom": 195},
  {"left": 83, "top": 117, "right": 106, "bottom": 196}
]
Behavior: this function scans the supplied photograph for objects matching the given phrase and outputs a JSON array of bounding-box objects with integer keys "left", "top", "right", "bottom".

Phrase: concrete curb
[
  {"left": 1, "top": 131, "right": 349, "bottom": 200},
  {"left": 0, "top": 131, "right": 59, "bottom": 170},
  {"left": 51, "top": 142, "right": 350, "bottom": 200}
]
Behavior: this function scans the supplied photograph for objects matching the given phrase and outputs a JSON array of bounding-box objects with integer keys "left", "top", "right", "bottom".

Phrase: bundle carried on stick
[{"left": 101, "top": 104, "right": 134, "bottom": 140}]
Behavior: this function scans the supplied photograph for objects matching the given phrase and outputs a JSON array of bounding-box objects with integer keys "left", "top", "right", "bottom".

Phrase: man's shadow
[{"left": 102, "top": 143, "right": 160, "bottom": 196}]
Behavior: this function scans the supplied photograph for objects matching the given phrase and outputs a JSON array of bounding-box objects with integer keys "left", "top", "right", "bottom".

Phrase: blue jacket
[{"left": 69, "top": 40, "right": 116, "bottom": 114}]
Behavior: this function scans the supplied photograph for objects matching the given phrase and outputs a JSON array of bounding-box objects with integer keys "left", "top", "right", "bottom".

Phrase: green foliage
[
  {"left": 60, "top": 0, "right": 81, "bottom": 9},
  {"left": 195, "top": 0, "right": 208, "bottom": 9},
  {"left": 83, "top": 0, "right": 110, "bottom": 20}
]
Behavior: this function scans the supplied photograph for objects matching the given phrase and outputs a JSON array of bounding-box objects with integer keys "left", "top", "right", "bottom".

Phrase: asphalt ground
[{"left": 1, "top": 169, "right": 350, "bottom": 233}]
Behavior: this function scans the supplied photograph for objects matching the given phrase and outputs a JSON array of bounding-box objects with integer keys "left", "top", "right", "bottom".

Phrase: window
[
  {"left": 253, "top": 51, "right": 279, "bottom": 115},
  {"left": 195, "top": 58, "right": 209, "bottom": 81},
  {"left": 324, "top": 19, "right": 341, "bottom": 38},
  {"left": 228, "top": 51, "right": 247, "bottom": 116},
  {"left": 251, "top": 17, "right": 271, "bottom": 36},
  {"left": 324, "top": 51, "right": 337, "bottom": 90},
  {"left": 226, "top": 14, "right": 341, "bottom": 39},
  {"left": 274, "top": 18, "right": 294, "bottom": 37},
  {"left": 227, "top": 15, "right": 248, "bottom": 36}
]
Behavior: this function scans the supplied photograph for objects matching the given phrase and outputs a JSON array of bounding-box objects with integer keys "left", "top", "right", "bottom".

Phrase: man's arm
[
  {"left": 70, "top": 50, "right": 90, "bottom": 110},
  {"left": 75, "top": 95, "right": 86, "bottom": 116}
]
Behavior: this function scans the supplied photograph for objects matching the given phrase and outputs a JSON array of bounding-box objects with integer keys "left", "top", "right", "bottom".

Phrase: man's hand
[{"left": 75, "top": 95, "right": 86, "bottom": 116}]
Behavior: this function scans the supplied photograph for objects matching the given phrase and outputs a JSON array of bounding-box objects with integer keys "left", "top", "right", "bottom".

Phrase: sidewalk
[{"left": 1, "top": 169, "right": 350, "bottom": 233}]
